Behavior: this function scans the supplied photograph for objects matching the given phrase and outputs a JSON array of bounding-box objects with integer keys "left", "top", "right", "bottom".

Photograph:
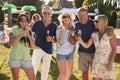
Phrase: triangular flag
[
  {"left": 117, "top": 0, "right": 120, "bottom": 8},
  {"left": 103, "top": 0, "right": 107, "bottom": 4}
]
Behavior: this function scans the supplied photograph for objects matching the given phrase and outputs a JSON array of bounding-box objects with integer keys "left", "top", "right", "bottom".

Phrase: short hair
[
  {"left": 77, "top": 7, "right": 88, "bottom": 13},
  {"left": 41, "top": 5, "right": 53, "bottom": 13}
]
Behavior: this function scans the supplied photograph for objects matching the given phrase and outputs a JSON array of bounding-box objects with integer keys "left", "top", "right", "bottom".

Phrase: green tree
[
  {"left": 86, "top": 0, "right": 114, "bottom": 24},
  {"left": 12, "top": 0, "right": 38, "bottom": 6},
  {"left": 82, "top": 0, "right": 88, "bottom": 7},
  {"left": 0, "top": 7, "right": 4, "bottom": 23},
  {"left": 109, "top": 10, "right": 117, "bottom": 28},
  {"left": 74, "top": 0, "right": 84, "bottom": 8}
]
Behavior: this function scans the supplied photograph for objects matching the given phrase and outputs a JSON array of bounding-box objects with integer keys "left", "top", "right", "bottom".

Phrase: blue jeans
[{"left": 57, "top": 52, "right": 74, "bottom": 61}]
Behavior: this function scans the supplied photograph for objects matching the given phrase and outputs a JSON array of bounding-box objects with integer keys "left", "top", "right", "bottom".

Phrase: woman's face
[
  {"left": 19, "top": 16, "right": 29, "bottom": 30},
  {"left": 33, "top": 15, "right": 40, "bottom": 22},
  {"left": 62, "top": 14, "right": 71, "bottom": 24},
  {"left": 94, "top": 18, "right": 100, "bottom": 29}
]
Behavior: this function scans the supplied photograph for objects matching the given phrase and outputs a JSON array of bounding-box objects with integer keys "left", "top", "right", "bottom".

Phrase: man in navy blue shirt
[
  {"left": 32, "top": 6, "right": 57, "bottom": 80},
  {"left": 75, "top": 7, "right": 95, "bottom": 80}
]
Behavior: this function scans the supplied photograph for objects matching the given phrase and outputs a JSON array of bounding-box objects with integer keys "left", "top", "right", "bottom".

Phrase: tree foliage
[
  {"left": 74, "top": 0, "right": 84, "bottom": 8},
  {"left": 82, "top": 0, "right": 88, "bottom": 7},
  {"left": 82, "top": 0, "right": 118, "bottom": 26},
  {"left": 12, "top": 0, "right": 38, "bottom": 6},
  {"left": 109, "top": 10, "right": 117, "bottom": 28},
  {"left": 0, "top": 7, "right": 4, "bottom": 22}
]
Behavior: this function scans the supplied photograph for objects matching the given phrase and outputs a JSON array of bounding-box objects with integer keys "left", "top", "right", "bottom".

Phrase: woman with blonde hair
[
  {"left": 78, "top": 14, "right": 117, "bottom": 80},
  {"left": 56, "top": 12, "right": 76, "bottom": 80}
]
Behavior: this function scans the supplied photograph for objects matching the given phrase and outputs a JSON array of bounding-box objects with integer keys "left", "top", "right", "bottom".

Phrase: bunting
[
  {"left": 87, "top": 0, "right": 120, "bottom": 9},
  {"left": 103, "top": 0, "right": 107, "bottom": 4}
]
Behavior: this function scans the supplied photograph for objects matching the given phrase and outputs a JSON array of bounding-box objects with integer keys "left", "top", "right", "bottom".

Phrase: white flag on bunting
[{"left": 103, "top": 0, "right": 107, "bottom": 4}]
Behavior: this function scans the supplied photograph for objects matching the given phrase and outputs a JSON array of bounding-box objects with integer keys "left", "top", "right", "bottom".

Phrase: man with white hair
[{"left": 32, "top": 5, "right": 57, "bottom": 80}]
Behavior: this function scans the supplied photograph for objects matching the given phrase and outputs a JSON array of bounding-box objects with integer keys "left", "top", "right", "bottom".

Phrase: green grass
[
  {"left": 0, "top": 45, "right": 120, "bottom": 80},
  {"left": 0, "top": 28, "right": 120, "bottom": 80}
]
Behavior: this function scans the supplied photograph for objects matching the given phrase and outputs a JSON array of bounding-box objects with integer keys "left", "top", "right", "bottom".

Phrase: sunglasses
[
  {"left": 19, "top": 18, "right": 28, "bottom": 22},
  {"left": 62, "top": 16, "right": 70, "bottom": 19},
  {"left": 43, "top": 12, "right": 51, "bottom": 15},
  {"left": 94, "top": 20, "right": 99, "bottom": 23}
]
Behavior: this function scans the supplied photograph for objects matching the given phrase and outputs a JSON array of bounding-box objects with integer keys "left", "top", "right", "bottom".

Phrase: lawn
[{"left": 0, "top": 28, "right": 120, "bottom": 80}]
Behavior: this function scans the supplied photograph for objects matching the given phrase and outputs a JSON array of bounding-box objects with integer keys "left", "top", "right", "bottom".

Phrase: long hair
[
  {"left": 95, "top": 14, "right": 108, "bottom": 33},
  {"left": 17, "top": 13, "right": 31, "bottom": 46},
  {"left": 17, "top": 13, "right": 29, "bottom": 27}
]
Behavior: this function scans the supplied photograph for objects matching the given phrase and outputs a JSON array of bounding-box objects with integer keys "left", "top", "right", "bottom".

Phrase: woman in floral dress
[{"left": 78, "top": 14, "right": 116, "bottom": 80}]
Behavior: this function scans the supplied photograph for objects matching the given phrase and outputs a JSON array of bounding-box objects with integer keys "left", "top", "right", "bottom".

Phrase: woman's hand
[
  {"left": 77, "top": 36, "right": 83, "bottom": 44},
  {"left": 106, "top": 63, "right": 113, "bottom": 71},
  {"left": 60, "top": 26, "right": 65, "bottom": 33},
  {"left": 20, "top": 30, "right": 28, "bottom": 38}
]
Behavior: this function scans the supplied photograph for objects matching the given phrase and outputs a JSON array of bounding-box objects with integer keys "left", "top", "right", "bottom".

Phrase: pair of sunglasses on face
[
  {"left": 62, "top": 16, "right": 70, "bottom": 19},
  {"left": 94, "top": 20, "right": 99, "bottom": 23},
  {"left": 19, "top": 18, "right": 28, "bottom": 22},
  {"left": 43, "top": 12, "right": 51, "bottom": 15}
]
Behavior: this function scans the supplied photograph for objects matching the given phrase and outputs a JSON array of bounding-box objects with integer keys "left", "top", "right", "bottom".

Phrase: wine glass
[
  {"left": 47, "top": 30, "right": 49, "bottom": 36},
  {"left": 78, "top": 29, "right": 81, "bottom": 37},
  {"left": 71, "top": 25, "right": 76, "bottom": 37}
]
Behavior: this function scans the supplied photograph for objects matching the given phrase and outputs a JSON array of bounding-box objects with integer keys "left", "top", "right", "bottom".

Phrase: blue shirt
[
  {"left": 32, "top": 20, "right": 57, "bottom": 54},
  {"left": 56, "top": 29, "right": 75, "bottom": 55},
  {"left": 75, "top": 19, "right": 95, "bottom": 53}
]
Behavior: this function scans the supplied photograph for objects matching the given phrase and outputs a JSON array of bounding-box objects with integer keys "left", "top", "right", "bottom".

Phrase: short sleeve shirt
[
  {"left": 9, "top": 26, "right": 31, "bottom": 60},
  {"left": 32, "top": 20, "right": 57, "bottom": 54},
  {"left": 75, "top": 19, "right": 95, "bottom": 53},
  {"left": 56, "top": 29, "right": 75, "bottom": 55}
]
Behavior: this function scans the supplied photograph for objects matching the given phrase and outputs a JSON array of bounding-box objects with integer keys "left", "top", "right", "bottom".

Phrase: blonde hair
[
  {"left": 41, "top": 5, "right": 53, "bottom": 13},
  {"left": 95, "top": 14, "right": 108, "bottom": 33},
  {"left": 77, "top": 7, "right": 88, "bottom": 14},
  {"left": 59, "top": 15, "right": 74, "bottom": 29}
]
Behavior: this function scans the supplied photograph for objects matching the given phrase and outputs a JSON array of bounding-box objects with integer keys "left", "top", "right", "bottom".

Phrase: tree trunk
[{"left": 7, "top": 8, "right": 12, "bottom": 27}]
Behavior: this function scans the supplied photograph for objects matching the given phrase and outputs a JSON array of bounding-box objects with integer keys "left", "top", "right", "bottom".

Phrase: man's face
[
  {"left": 77, "top": 11, "right": 88, "bottom": 24},
  {"left": 42, "top": 8, "right": 52, "bottom": 20}
]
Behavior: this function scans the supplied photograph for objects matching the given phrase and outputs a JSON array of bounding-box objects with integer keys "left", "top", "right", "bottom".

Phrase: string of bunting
[{"left": 87, "top": 0, "right": 120, "bottom": 9}]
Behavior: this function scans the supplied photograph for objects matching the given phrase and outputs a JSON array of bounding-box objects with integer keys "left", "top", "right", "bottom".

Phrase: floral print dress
[{"left": 91, "top": 32, "right": 116, "bottom": 79}]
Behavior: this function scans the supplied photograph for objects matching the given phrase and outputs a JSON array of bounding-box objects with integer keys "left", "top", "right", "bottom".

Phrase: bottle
[{"left": 71, "top": 25, "right": 76, "bottom": 38}]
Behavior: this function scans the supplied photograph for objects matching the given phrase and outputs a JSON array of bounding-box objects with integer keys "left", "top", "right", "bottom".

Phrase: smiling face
[
  {"left": 77, "top": 11, "right": 88, "bottom": 24},
  {"left": 94, "top": 18, "right": 99, "bottom": 29},
  {"left": 42, "top": 6, "right": 53, "bottom": 21},
  {"left": 33, "top": 15, "right": 40, "bottom": 22},
  {"left": 18, "top": 15, "right": 29, "bottom": 30},
  {"left": 94, "top": 15, "right": 108, "bottom": 32},
  {"left": 62, "top": 14, "right": 71, "bottom": 24}
]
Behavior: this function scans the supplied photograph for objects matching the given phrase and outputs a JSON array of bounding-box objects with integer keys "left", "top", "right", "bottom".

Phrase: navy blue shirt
[
  {"left": 32, "top": 20, "right": 57, "bottom": 54},
  {"left": 75, "top": 19, "right": 95, "bottom": 53}
]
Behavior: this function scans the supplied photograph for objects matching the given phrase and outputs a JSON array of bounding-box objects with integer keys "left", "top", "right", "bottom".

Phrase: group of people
[{"left": 8, "top": 5, "right": 117, "bottom": 80}]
